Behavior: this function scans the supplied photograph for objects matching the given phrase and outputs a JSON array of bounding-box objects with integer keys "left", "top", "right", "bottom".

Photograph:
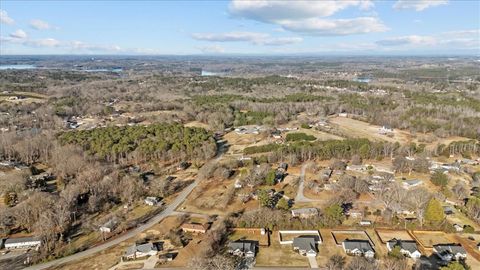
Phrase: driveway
[
  {"left": 307, "top": 256, "right": 318, "bottom": 268},
  {"left": 295, "top": 163, "right": 316, "bottom": 203}
]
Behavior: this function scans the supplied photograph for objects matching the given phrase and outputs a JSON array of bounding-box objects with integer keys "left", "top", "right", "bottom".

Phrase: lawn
[
  {"left": 229, "top": 229, "right": 269, "bottom": 246},
  {"left": 375, "top": 229, "right": 414, "bottom": 243},
  {"left": 331, "top": 230, "right": 371, "bottom": 245},
  {"left": 412, "top": 231, "right": 454, "bottom": 248},
  {"left": 255, "top": 231, "right": 309, "bottom": 267}
]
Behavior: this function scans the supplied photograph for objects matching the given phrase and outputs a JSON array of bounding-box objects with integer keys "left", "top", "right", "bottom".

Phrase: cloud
[
  {"left": 10, "top": 29, "right": 27, "bottom": 39},
  {"left": 192, "top": 31, "right": 303, "bottom": 45},
  {"left": 376, "top": 35, "right": 436, "bottom": 46},
  {"left": 70, "top": 41, "right": 121, "bottom": 52},
  {"left": 393, "top": 0, "right": 448, "bottom": 11},
  {"left": 376, "top": 30, "right": 479, "bottom": 49},
  {"left": 197, "top": 45, "right": 226, "bottom": 54},
  {"left": 24, "top": 38, "right": 61, "bottom": 47},
  {"left": 281, "top": 17, "right": 388, "bottom": 36},
  {"left": 30, "top": 19, "right": 57, "bottom": 30},
  {"left": 229, "top": 0, "right": 373, "bottom": 21},
  {"left": 227, "top": 0, "right": 385, "bottom": 36},
  {"left": 0, "top": 9, "right": 14, "bottom": 25}
]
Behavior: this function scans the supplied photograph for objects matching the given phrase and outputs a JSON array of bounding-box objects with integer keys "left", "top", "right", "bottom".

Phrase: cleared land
[
  {"left": 412, "top": 231, "right": 454, "bottom": 248},
  {"left": 375, "top": 229, "right": 414, "bottom": 243},
  {"left": 254, "top": 231, "right": 310, "bottom": 267},
  {"left": 331, "top": 230, "right": 372, "bottom": 245}
]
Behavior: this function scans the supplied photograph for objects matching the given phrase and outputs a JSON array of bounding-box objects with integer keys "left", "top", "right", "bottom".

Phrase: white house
[
  {"left": 227, "top": 240, "right": 257, "bottom": 258},
  {"left": 293, "top": 236, "right": 318, "bottom": 257},
  {"left": 386, "top": 239, "right": 421, "bottom": 259},
  {"left": 342, "top": 240, "right": 375, "bottom": 258},
  {"left": 144, "top": 196, "right": 160, "bottom": 206},
  {"left": 100, "top": 219, "right": 118, "bottom": 233},
  {"left": 4, "top": 237, "right": 41, "bottom": 250},
  {"left": 124, "top": 242, "right": 161, "bottom": 260},
  {"left": 453, "top": 224, "right": 464, "bottom": 232},
  {"left": 433, "top": 244, "right": 467, "bottom": 262}
]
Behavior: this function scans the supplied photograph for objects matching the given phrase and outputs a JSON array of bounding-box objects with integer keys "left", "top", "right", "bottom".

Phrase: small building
[
  {"left": 234, "top": 179, "right": 243, "bottom": 189},
  {"left": 4, "top": 237, "right": 41, "bottom": 250},
  {"left": 144, "top": 196, "right": 160, "bottom": 206},
  {"left": 347, "top": 208, "right": 363, "bottom": 219},
  {"left": 100, "top": 219, "right": 118, "bottom": 233},
  {"left": 342, "top": 240, "right": 375, "bottom": 258},
  {"left": 181, "top": 223, "right": 209, "bottom": 234},
  {"left": 291, "top": 208, "right": 319, "bottom": 219},
  {"left": 227, "top": 240, "right": 257, "bottom": 258},
  {"left": 124, "top": 242, "right": 162, "bottom": 260},
  {"left": 433, "top": 244, "right": 467, "bottom": 262},
  {"left": 386, "top": 239, "right": 421, "bottom": 259},
  {"left": 293, "top": 236, "right": 318, "bottom": 256},
  {"left": 453, "top": 224, "right": 464, "bottom": 232},
  {"left": 402, "top": 179, "right": 423, "bottom": 189},
  {"left": 177, "top": 161, "right": 190, "bottom": 170},
  {"left": 379, "top": 125, "right": 394, "bottom": 135},
  {"left": 443, "top": 206, "right": 455, "bottom": 215},
  {"left": 359, "top": 220, "right": 372, "bottom": 226}
]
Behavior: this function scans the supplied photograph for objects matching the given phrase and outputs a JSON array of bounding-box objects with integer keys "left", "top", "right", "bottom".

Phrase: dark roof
[
  {"left": 433, "top": 244, "right": 466, "bottom": 255},
  {"left": 228, "top": 240, "right": 257, "bottom": 254},
  {"left": 343, "top": 240, "right": 374, "bottom": 253},
  {"left": 293, "top": 236, "right": 317, "bottom": 252},
  {"left": 387, "top": 239, "right": 418, "bottom": 253},
  {"left": 125, "top": 242, "right": 161, "bottom": 256}
]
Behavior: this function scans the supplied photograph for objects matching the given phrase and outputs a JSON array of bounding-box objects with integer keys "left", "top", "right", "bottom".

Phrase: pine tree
[{"left": 424, "top": 198, "right": 445, "bottom": 224}]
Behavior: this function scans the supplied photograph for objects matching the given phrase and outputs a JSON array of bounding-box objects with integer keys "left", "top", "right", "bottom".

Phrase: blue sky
[{"left": 0, "top": 0, "right": 479, "bottom": 55}]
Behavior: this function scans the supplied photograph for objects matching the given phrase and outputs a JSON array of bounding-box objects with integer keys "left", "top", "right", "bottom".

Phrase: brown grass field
[
  {"left": 375, "top": 229, "right": 414, "bottom": 243},
  {"left": 412, "top": 231, "right": 454, "bottom": 248},
  {"left": 331, "top": 230, "right": 371, "bottom": 245}
]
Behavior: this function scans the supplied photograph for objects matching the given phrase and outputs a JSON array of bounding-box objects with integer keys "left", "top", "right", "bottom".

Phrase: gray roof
[
  {"left": 228, "top": 240, "right": 256, "bottom": 254},
  {"left": 433, "top": 244, "right": 466, "bottom": 255},
  {"left": 125, "top": 242, "right": 161, "bottom": 256},
  {"left": 293, "top": 236, "right": 317, "bottom": 252},
  {"left": 291, "top": 208, "right": 318, "bottom": 215},
  {"left": 343, "top": 240, "right": 374, "bottom": 253},
  {"left": 4, "top": 237, "right": 40, "bottom": 245},
  {"left": 387, "top": 239, "right": 418, "bottom": 253},
  {"left": 404, "top": 179, "right": 422, "bottom": 186}
]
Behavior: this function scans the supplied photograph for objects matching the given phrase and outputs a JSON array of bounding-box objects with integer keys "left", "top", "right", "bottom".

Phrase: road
[
  {"left": 26, "top": 176, "right": 199, "bottom": 270},
  {"left": 295, "top": 162, "right": 316, "bottom": 203}
]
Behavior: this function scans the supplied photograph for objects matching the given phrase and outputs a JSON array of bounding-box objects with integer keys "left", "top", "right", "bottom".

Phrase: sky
[{"left": 0, "top": 0, "right": 479, "bottom": 55}]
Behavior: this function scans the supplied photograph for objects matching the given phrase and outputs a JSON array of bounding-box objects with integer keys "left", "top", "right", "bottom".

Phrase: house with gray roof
[
  {"left": 291, "top": 208, "right": 318, "bottom": 219},
  {"left": 4, "top": 236, "right": 41, "bottom": 250},
  {"left": 124, "top": 242, "right": 162, "bottom": 260},
  {"left": 227, "top": 240, "right": 257, "bottom": 258},
  {"left": 386, "top": 239, "right": 421, "bottom": 259},
  {"left": 99, "top": 218, "right": 118, "bottom": 233},
  {"left": 342, "top": 240, "right": 375, "bottom": 258},
  {"left": 402, "top": 179, "right": 423, "bottom": 189},
  {"left": 293, "top": 236, "right": 318, "bottom": 257},
  {"left": 433, "top": 244, "right": 467, "bottom": 262}
]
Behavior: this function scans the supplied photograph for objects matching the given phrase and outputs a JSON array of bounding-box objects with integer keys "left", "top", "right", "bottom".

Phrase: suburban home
[
  {"left": 144, "top": 196, "right": 160, "bottom": 206},
  {"left": 433, "top": 244, "right": 467, "bottom": 262},
  {"left": 100, "top": 219, "right": 118, "bottom": 233},
  {"left": 453, "top": 224, "right": 464, "bottom": 232},
  {"left": 402, "top": 179, "right": 423, "bottom": 189},
  {"left": 181, "top": 223, "right": 209, "bottom": 234},
  {"left": 342, "top": 240, "right": 375, "bottom": 258},
  {"left": 227, "top": 240, "right": 257, "bottom": 258},
  {"left": 386, "top": 239, "right": 421, "bottom": 259},
  {"left": 379, "top": 125, "right": 394, "bottom": 135},
  {"left": 293, "top": 236, "right": 318, "bottom": 256},
  {"left": 291, "top": 208, "right": 319, "bottom": 219},
  {"left": 346, "top": 165, "right": 368, "bottom": 171},
  {"left": 4, "top": 237, "right": 41, "bottom": 250},
  {"left": 124, "top": 242, "right": 162, "bottom": 260}
]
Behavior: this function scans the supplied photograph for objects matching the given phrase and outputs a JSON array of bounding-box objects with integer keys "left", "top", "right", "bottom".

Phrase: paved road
[{"left": 26, "top": 180, "right": 199, "bottom": 270}]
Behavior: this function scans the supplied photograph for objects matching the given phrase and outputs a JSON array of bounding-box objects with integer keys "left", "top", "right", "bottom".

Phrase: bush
[
  {"left": 431, "top": 171, "right": 449, "bottom": 187},
  {"left": 286, "top": 132, "right": 316, "bottom": 142}
]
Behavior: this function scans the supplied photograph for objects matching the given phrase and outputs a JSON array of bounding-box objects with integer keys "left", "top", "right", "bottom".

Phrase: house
[
  {"left": 453, "top": 224, "right": 464, "bottom": 232},
  {"left": 100, "top": 219, "right": 118, "bottom": 233},
  {"left": 271, "top": 130, "right": 282, "bottom": 139},
  {"left": 278, "top": 163, "right": 288, "bottom": 171},
  {"left": 293, "top": 236, "right": 318, "bottom": 256},
  {"left": 402, "top": 179, "right": 423, "bottom": 189},
  {"left": 144, "top": 196, "right": 160, "bottom": 206},
  {"left": 227, "top": 240, "right": 257, "bottom": 258},
  {"left": 386, "top": 239, "right": 421, "bottom": 259},
  {"left": 433, "top": 244, "right": 467, "bottom": 262},
  {"left": 181, "top": 223, "right": 209, "bottom": 234},
  {"left": 320, "top": 169, "right": 333, "bottom": 181},
  {"left": 342, "top": 240, "right": 375, "bottom": 258},
  {"left": 234, "top": 179, "right": 243, "bottom": 189},
  {"left": 379, "top": 125, "right": 393, "bottom": 135},
  {"left": 124, "top": 242, "right": 162, "bottom": 259},
  {"left": 4, "top": 237, "right": 41, "bottom": 250},
  {"left": 291, "top": 208, "right": 319, "bottom": 219},
  {"left": 359, "top": 220, "right": 372, "bottom": 226},
  {"left": 346, "top": 165, "right": 368, "bottom": 171}
]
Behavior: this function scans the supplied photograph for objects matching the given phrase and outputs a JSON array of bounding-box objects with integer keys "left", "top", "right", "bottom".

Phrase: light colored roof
[
  {"left": 433, "top": 244, "right": 466, "bottom": 255},
  {"left": 293, "top": 236, "right": 317, "bottom": 253},
  {"left": 4, "top": 237, "right": 40, "bottom": 245},
  {"left": 228, "top": 240, "right": 256, "bottom": 253},
  {"left": 181, "top": 223, "right": 208, "bottom": 231},
  {"left": 387, "top": 239, "right": 419, "bottom": 253},
  {"left": 125, "top": 242, "right": 160, "bottom": 256},
  {"left": 343, "top": 240, "right": 374, "bottom": 253},
  {"left": 291, "top": 208, "right": 318, "bottom": 215}
]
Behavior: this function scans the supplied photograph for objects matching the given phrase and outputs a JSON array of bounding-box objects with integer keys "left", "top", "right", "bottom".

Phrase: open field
[
  {"left": 412, "top": 231, "right": 454, "bottom": 248},
  {"left": 285, "top": 127, "right": 344, "bottom": 141},
  {"left": 375, "top": 229, "right": 414, "bottom": 243},
  {"left": 255, "top": 231, "right": 310, "bottom": 267},
  {"left": 331, "top": 230, "right": 372, "bottom": 245},
  {"left": 229, "top": 228, "right": 269, "bottom": 246}
]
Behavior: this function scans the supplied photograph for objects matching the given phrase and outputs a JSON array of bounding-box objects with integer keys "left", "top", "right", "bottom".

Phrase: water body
[
  {"left": 201, "top": 70, "right": 218, "bottom": 76},
  {"left": 0, "top": 64, "right": 36, "bottom": 70}
]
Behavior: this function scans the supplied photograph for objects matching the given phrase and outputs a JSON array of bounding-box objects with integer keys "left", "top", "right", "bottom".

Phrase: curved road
[{"left": 295, "top": 163, "right": 316, "bottom": 203}]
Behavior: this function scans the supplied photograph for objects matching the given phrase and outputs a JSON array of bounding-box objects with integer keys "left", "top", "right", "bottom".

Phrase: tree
[
  {"left": 431, "top": 171, "right": 449, "bottom": 187},
  {"left": 388, "top": 245, "right": 404, "bottom": 259},
  {"left": 324, "top": 203, "right": 345, "bottom": 226},
  {"left": 276, "top": 198, "right": 290, "bottom": 211},
  {"left": 257, "top": 189, "right": 273, "bottom": 208},
  {"left": 265, "top": 170, "right": 276, "bottom": 185},
  {"left": 440, "top": 261, "right": 467, "bottom": 270},
  {"left": 326, "top": 254, "right": 346, "bottom": 270},
  {"left": 424, "top": 198, "right": 445, "bottom": 224}
]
